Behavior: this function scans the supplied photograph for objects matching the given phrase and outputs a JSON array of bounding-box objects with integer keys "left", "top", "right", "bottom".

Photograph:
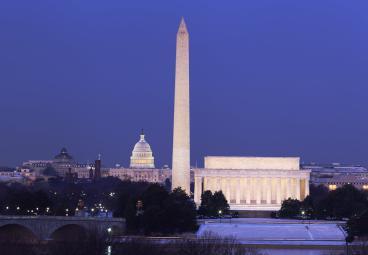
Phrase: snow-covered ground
[{"left": 197, "top": 218, "right": 347, "bottom": 247}]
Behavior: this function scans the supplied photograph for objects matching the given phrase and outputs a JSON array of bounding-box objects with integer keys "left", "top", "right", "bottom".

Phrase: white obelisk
[{"left": 172, "top": 18, "right": 190, "bottom": 194}]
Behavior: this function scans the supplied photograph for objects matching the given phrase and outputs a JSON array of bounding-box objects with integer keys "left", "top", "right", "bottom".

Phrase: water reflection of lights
[{"left": 107, "top": 245, "right": 112, "bottom": 255}]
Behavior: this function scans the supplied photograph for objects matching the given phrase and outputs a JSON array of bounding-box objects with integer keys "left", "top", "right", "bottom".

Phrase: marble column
[
  {"left": 305, "top": 178, "right": 310, "bottom": 197},
  {"left": 217, "top": 177, "right": 221, "bottom": 192},
  {"left": 203, "top": 177, "right": 208, "bottom": 192},
  {"left": 236, "top": 178, "right": 241, "bottom": 204},
  {"left": 286, "top": 178, "right": 291, "bottom": 200},
  {"left": 225, "top": 178, "right": 231, "bottom": 202},
  {"left": 239, "top": 178, "right": 244, "bottom": 203},
  {"left": 266, "top": 178, "right": 271, "bottom": 204},
  {"left": 212, "top": 177, "right": 216, "bottom": 192},
  {"left": 283, "top": 178, "right": 287, "bottom": 200},
  {"left": 194, "top": 176, "right": 202, "bottom": 205},
  {"left": 256, "top": 178, "right": 261, "bottom": 204},
  {"left": 295, "top": 178, "right": 301, "bottom": 200},
  {"left": 246, "top": 177, "right": 251, "bottom": 204},
  {"left": 221, "top": 178, "right": 226, "bottom": 195},
  {"left": 276, "top": 178, "right": 281, "bottom": 204},
  {"left": 291, "top": 178, "right": 296, "bottom": 199}
]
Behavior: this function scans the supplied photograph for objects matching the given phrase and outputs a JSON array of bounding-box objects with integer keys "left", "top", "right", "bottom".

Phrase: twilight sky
[{"left": 0, "top": 0, "right": 367, "bottom": 168}]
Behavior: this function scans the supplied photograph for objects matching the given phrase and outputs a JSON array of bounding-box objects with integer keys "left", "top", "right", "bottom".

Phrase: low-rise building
[
  {"left": 22, "top": 160, "right": 53, "bottom": 176},
  {"left": 0, "top": 167, "right": 36, "bottom": 183},
  {"left": 109, "top": 167, "right": 171, "bottom": 183},
  {"left": 302, "top": 163, "right": 368, "bottom": 191}
]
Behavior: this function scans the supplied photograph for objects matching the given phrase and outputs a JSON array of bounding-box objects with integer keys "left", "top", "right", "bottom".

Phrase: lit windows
[{"left": 328, "top": 184, "right": 337, "bottom": 191}]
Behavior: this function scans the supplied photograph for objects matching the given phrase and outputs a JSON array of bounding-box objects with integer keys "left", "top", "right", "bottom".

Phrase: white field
[{"left": 197, "top": 218, "right": 346, "bottom": 247}]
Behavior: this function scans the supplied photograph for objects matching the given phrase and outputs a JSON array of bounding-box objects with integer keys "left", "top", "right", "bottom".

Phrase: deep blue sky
[{"left": 0, "top": 0, "right": 367, "bottom": 168}]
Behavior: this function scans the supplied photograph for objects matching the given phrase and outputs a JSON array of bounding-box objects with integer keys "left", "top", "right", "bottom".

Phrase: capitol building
[
  {"left": 20, "top": 131, "right": 172, "bottom": 184},
  {"left": 108, "top": 132, "right": 171, "bottom": 184}
]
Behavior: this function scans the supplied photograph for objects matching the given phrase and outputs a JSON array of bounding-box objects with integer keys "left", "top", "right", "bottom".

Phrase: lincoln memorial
[{"left": 194, "top": 156, "right": 311, "bottom": 211}]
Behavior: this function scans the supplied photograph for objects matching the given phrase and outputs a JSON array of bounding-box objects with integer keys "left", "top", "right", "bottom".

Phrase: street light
[{"left": 107, "top": 228, "right": 112, "bottom": 242}]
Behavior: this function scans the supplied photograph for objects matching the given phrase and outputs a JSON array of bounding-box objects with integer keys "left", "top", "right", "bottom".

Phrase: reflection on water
[
  {"left": 261, "top": 248, "right": 345, "bottom": 255},
  {"left": 0, "top": 244, "right": 347, "bottom": 255},
  {"left": 106, "top": 245, "right": 112, "bottom": 255}
]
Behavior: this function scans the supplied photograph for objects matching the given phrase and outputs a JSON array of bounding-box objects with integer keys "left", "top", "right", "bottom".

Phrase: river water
[{"left": 0, "top": 244, "right": 347, "bottom": 255}]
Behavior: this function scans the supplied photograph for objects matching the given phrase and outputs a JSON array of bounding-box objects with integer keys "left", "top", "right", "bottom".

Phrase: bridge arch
[
  {"left": 49, "top": 224, "right": 88, "bottom": 242},
  {"left": 0, "top": 224, "right": 39, "bottom": 243},
  {"left": 0, "top": 216, "right": 125, "bottom": 242}
]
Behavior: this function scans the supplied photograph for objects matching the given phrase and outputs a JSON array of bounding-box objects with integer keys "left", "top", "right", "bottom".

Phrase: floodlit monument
[
  {"left": 172, "top": 18, "right": 190, "bottom": 194},
  {"left": 130, "top": 130, "right": 155, "bottom": 169},
  {"left": 108, "top": 131, "right": 171, "bottom": 183},
  {"left": 166, "top": 18, "right": 311, "bottom": 211},
  {"left": 194, "top": 156, "right": 311, "bottom": 211}
]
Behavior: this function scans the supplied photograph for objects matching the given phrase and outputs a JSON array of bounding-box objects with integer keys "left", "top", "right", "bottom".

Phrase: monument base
[{"left": 233, "top": 210, "right": 276, "bottom": 218}]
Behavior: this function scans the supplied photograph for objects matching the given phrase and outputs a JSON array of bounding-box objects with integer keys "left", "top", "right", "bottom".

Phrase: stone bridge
[{"left": 0, "top": 216, "right": 125, "bottom": 242}]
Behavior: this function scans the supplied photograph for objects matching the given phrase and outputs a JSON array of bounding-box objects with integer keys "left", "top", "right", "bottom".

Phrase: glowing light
[{"left": 328, "top": 184, "right": 337, "bottom": 191}]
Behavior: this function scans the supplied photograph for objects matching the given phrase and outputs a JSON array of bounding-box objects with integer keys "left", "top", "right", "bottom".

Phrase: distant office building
[
  {"left": 22, "top": 160, "right": 53, "bottom": 176},
  {"left": 108, "top": 132, "right": 172, "bottom": 184},
  {"left": 0, "top": 167, "right": 22, "bottom": 182},
  {"left": 22, "top": 148, "right": 102, "bottom": 180},
  {"left": 22, "top": 148, "right": 74, "bottom": 177},
  {"left": 18, "top": 167, "right": 37, "bottom": 182},
  {"left": 302, "top": 163, "right": 368, "bottom": 191},
  {"left": 71, "top": 163, "right": 95, "bottom": 179},
  {"left": 0, "top": 166, "right": 35, "bottom": 183}
]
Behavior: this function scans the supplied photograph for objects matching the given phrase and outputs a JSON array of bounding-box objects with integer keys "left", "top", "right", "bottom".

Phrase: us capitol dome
[{"left": 130, "top": 131, "right": 155, "bottom": 169}]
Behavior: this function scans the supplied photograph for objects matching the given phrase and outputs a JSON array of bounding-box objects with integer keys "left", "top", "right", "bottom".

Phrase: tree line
[{"left": 278, "top": 184, "right": 368, "bottom": 220}]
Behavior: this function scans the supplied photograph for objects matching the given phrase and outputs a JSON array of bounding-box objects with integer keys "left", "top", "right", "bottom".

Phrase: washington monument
[{"left": 172, "top": 18, "right": 190, "bottom": 194}]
